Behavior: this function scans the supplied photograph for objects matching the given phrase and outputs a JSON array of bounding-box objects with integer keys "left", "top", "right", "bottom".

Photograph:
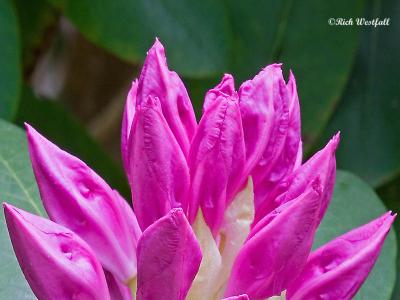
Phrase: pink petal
[
  {"left": 136, "top": 38, "right": 197, "bottom": 157},
  {"left": 121, "top": 80, "right": 138, "bottom": 177},
  {"left": 136, "top": 208, "right": 202, "bottom": 300},
  {"left": 26, "top": 124, "right": 140, "bottom": 283},
  {"left": 252, "top": 70, "right": 302, "bottom": 210},
  {"left": 287, "top": 212, "right": 396, "bottom": 300},
  {"left": 255, "top": 133, "right": 339, "bottom": 224},
  {"left": 128, "top": 96, "right": 190, "bottom": 230},
  {"left": 105, "top": 270, "right": 133, "bottom": 300},
  {"left": 203, "top": 74, "right": 236, "bottom": 112},
  {"left": 188, "top": 93, "right": 246, "bottom": 235},
  {"left": 225, "top": 181, "right": 323, "bottom": 299},
  {"left": 238, "top": 64, "right": 289, "bottom": 180},
  {"left": 3, "top": 203, "right": 110, "bottom": 300}
]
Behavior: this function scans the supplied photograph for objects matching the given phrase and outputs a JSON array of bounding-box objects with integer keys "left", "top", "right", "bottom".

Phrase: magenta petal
[
  {"left": 287, "top": 212, "right": 396, "bottom": 300},
  {"left": 26, "top": 124, "right": 140, "bottom": 283},
  {"left": 128, "top": 96, "right": 190, "bottom": 230},
  {"left": 136, "top": 38, "right": 197, "bottom": 157},
  {"left": 121, "top": 80, "right": 138, "bottom": 176},
  {"left": 252, "top": 70, "right": 302, "bottom": 210},
  {"left": 3, "top": 203, "right": 110, "bottom": 300},
  {"left": 136, "top": 208, "right": 202, "bottom": 300},
  {"left": 188, "top": 94, "right": 246, "bottom": 234},
  {"left": 225, "top": 182, "right": 322, "bottom": 299},
  {"left": 203, "top": 74, "right": 235, "bottom": 112},
  {"left": 255, "top": 133, "right": 339, "bottom": 223},
  {"left": 105, "top": 270, "right": 133, "bottom": 300},
  {"left": 238, "top": 64, "right": 289, "bottom": 178}
]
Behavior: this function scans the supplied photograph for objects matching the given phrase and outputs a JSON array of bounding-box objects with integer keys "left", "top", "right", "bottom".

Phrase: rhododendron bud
[
  {"left": 135, "top": 38, "right": 197, "bottom": 157},
  {"left": 188, "top": 92, "right": 246, "bottom": 235},
  {"left": 3, "top": 203, "right": 110, "bottom": 300},
  {"left": 255, "top": 133, "right": 339, "bottom": 223},
  {"left": 128, "top": 95, "right": 190, "bottom": 230},
  {"left": 287, "top": 211, "right": 396, "bottom": 300},
  {"left": 251, "top": 70, "right": 302, "bottom": 210},
  {"left": 26, "top": 124, "right": 140, "bottom": 283},
  {"left": 136, "top": 208, "right": 202, "bottom": 300},
  {"left": 225, "top": 180, "right": 322, "bottom": 299}
]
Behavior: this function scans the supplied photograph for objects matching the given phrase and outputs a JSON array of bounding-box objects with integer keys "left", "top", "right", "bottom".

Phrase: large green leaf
[
  {"left": 15, "top": 88, "right": 130, "bottom": 197},
  {"left": 319, "top": 0, "right": 400, "bottom": 187},
  {"left": 0, "top": 0, "right": 21, "bottom": 120},
  {"left": 314, "top": 170, "right": 397, "bottom": 299},
  {"left": 377, "top": 176, "right": 400, "bottom": 300},
  {"left": 278, "top": 0, "right": 364, "bottom": 147},
  {"left": 58, "top": 0, "right": 231, "bottom": 77},
  {"left": 0, "top": 119, "right": 40, "bottom": 299}
]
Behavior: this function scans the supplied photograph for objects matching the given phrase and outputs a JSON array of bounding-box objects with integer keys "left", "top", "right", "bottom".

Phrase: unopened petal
[
  {"left": 3, "top": 203, "right": 110, "bottom": 300},
  {"left": 26, "top": 124, "right": 139, "bottom": 283},
  {"left": 188, "top": 94, "right": 246, "bottom": 235},
  {"left": 121, "top": 80, "right": 138, "bottom": 176},
  {"left": 136, "top": 38, "right": 197, "bottom": 157},
  {"left": 255, "top": 133, "right": 339, "bottom": 223},
  {"left": 239, "top": 64, "right": 289, "bottom": 179},
  {"left": 128, "top": 96, "right": 190, "bottom": 229},
  {"left": 203, "top": 74, "right": 235, "bottom": 112},
  {"left": 286, "top": 212, "right": 396, "bottom": 300},
  {"left": 225, "top": 182, "right": 322, "bottom": 299},
  {"left": 136, "top": 208, "right": 202, "bottom": 300}
]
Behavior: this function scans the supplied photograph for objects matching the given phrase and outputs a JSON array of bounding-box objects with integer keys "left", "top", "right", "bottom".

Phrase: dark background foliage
[{"left": 0, "top": 0, "right": 399, "bottom": 298}]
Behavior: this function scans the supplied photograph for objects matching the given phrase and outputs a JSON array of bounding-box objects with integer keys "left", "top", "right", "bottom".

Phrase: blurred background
[{"left": 0, "top": 0, "right": 399, "bottom": 298}]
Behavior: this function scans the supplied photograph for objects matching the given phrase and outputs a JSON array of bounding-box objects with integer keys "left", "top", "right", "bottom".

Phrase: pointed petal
[
  {"left": 105, "top": 270, "right": 133, "bottom": 300},
  {"left": 26, "top": 124, "right": 140, "bottom": 283},
  {"left": 287, "top": 212, "right": 396, "bottom": 300},
  {"left": 128, "top": 96, "right": 190, "bottom": 229},
  {"left": 238, "top": 64, "right": 289, "bottom": 178},
  {"left": 203, "top": 74, "right": 235, "bottom": 112},
  {"left": 136, "top": 39, "right": 197, "bottom": 156},
  {"left": 188, "top": 94, "right": 246, "bottom": 235},
  {"left": 253, "top": 70, "right": 302, "bottom": 209},
  {"left": 255, "top": 133, "right": 339, "bottom": 223},
  {"left": 121, "top": 80, "right": 138, "bottom": 176},
  {"left": 225, "top": 182, "right": 322, "bottom": 299},
  {"left": 136, "top": 208, "right": 202, "bottom": 300},
  {"left": 3, "top": 203, "right": 110, "bottom": 300}
]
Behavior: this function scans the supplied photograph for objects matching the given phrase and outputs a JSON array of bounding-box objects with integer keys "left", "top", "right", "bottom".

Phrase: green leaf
[
  {"left": 318, "top": 0, "right": 400, "bottom": 187},
  {"left": 278, "top": 0, "right": 364, "bottom": 147},
  {"left": 377, "top": 176, "right": 400, "bottom": 300},
  {"left": 314, "top": 170, "right": 397, "bottom": 299},
  {"left": 0, "top": 119, "right": 41, "bottom": 299},
  {"left": 59, "top": 0, "right": 231, "bottom": 77},
  {"left": 15, "top": 88, "right": 130, "bottom": 198},
  {"left": 0, "top": 0, "right": 21, "bottom": 120}
]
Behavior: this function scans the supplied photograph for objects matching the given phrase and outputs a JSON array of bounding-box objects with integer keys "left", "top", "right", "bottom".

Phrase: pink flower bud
[
  {"left": 3, "top": 203, "right": 110, "bottom": 300},
  {"left": 26, "top": 124, "right": 140, "bottom": 283},
  {"left": 188, "top": 92, "right": 246, "bottom": 235},
  {"left": 136, "top": 208, "right": 202, "bottom": 300},
  {"left": 225, "top": 180, "right": 322, "bottom": 299},
  {"left": 287, "top": 212, "right": 396, "bottom": 300},
  {"left": 128, "top": 96, "right": 190, "bottom": 230}
]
